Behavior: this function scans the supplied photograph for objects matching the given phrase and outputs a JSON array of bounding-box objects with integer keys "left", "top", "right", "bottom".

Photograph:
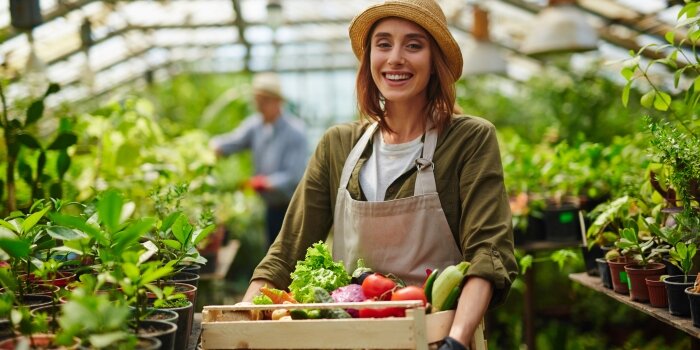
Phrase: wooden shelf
[{"left": 569, "top": 272, "right": 700, "bottom": 340}]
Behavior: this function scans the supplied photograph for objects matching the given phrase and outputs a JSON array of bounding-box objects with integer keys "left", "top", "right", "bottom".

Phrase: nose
[{"left": 387, "top": 47, "right": 404, "bottom": 66}]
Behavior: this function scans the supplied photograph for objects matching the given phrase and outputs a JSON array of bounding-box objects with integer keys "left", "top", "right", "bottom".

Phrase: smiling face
[{"left": 369, "top": 17, "right": 433, "bottom": 106}]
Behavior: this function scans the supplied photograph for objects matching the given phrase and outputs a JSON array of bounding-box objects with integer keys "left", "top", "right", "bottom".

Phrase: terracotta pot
[
  {"left": 0, "top": 334, "right": 78, "bottom": 349},
  {"left": 21, "top": 272, "right": 75, "bottom": 288},
  {"left": 624, "top": 262, "right": 666, "bottom": 302},
  {"left": 645, "top": 276, "right": 668, "bottom": 308},
  {"left": 606, "top": 257, "right": 631, "bottom": 294}
]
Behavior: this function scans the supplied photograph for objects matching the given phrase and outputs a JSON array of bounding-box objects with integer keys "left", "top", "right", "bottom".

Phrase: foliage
[
  {"left": 0, "top": 82, "right": 77, "bottom": 215},
  {"left": 144, "top": 72, "right": 252, "bottom": 137},
  {"left": 458, "top": 63, "right": 649, "bottom": 145},
  {"left": 620, "top": 1, "right": 700, "bottom": 245}
]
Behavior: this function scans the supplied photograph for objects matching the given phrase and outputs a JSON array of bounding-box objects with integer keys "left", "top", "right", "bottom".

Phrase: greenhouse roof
[{"left": 0, "top": 0, "right": 690, "bottom": 106}]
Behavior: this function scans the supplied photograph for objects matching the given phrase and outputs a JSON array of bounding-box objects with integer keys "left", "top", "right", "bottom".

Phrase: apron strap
[
  {"left": 339, "top": 121, "right": 439, "bottom": 196},
  {"left": 338, "top": 122, "right": 378, "bottom": 189},
  {"left": 413, "top": 126, "right": 438, "bottom": 196}
]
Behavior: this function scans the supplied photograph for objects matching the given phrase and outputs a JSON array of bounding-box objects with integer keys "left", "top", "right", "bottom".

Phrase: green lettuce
[{"left": 289, "top": 241, "right": 351, "bottom": 303}]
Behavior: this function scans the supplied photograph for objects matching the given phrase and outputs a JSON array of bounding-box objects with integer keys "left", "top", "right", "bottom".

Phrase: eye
[
  {"left": 406, "top": 42, "right": 423, "bottom": 50},
  {"left": 375, "top": 40, "right": 392, "bottom": 49}
]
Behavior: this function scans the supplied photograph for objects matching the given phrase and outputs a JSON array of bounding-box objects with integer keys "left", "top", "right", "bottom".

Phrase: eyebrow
[{"left": 372, "top": 32, "right": 429, "bottom": 41}]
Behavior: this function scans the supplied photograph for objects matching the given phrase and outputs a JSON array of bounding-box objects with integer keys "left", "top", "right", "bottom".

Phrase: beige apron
[{"left": 333, "top": 122, "right": 463, "bottom": 286}]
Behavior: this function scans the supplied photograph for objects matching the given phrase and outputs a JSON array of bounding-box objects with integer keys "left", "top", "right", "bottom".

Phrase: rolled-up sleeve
[{"left": 458, "top": 121, "right": 518, "bottom": 308}]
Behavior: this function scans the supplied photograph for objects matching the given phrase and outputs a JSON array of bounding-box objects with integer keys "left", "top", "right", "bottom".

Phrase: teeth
[{"left": 386, "top": 73, "right": 410, "bottom": 81}]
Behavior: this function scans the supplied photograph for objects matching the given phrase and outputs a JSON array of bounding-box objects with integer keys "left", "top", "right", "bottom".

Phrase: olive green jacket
[{"left": 252, "top": 115, "right": 518, "bottom": 307}]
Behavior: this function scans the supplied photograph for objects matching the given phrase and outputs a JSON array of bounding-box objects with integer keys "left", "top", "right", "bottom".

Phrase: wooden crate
[{"left": 201, "top": 301, "right": 486, "bottom": 350}]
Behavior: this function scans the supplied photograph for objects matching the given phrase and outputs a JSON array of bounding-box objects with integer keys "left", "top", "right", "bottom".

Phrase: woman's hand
[{"left": 438, "top": 336, "right": 469, "bottom": 350}]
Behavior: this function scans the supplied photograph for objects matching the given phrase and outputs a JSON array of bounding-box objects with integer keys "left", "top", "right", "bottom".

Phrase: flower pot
[
  {"left": 147, "top": 282, "right": 197, "bottom": 305},
  {"left": 21, "top": 271, "right": 75, "bottom": 288},
  {"left": 149, "top": 299, "right": 193, "bottom": 348},
  {"left": 606, "top": 257, "right": 631, "bottom": 295},
  {"left": 595, "top": 258, "right": 612, "bottom": 289},
  {"left": 624, "top": 263, "right": 666, "bottom": 303},
  {"left": 0, "top": 333, "right": 79, "bottom": 349},
  {"left": 513, "top": 215, "right": 546, "bottom": 245},
  {"left": 24, "top": 284, "right": 60, "bottom": 297},
  {"left": 664, "top": 275, "right": 697, "bottom": 317},
  {"left": 167, "top": 271, "right": 200, "bottom": 290},
  {"left": 543, "top": 203, "right": 582, "bottom": 242},
  {"left": 582, "top": 245, "right": 605, "bottom": 276},
  {"left": 685, "top": 287, "right": 700, "bottom": 327},
  {"left": 19, "top": 294, "right": 53, "bottom": 310},
  {"left": 31, "top": 304, "right": 62, "bottom": 331},
  {"left": 134, "top": 336, "right": 162, "bottom": 350},
  {"left": 645, "top": 276, "right": 668, "bottom": 308},
  {"left": 137, "top": 319, "right": 177, "bottom": 350}
]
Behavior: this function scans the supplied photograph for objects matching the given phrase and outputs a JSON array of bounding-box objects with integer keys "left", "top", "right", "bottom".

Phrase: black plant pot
[
  {"left": 595, "top": 258, "right": 613, "bottom": 289},
  {"left": 543, "top": 204, "right": 582, "bottom": 242},
  {"left": 663, "top": 259, "right": 684, "bottom": 276},
  {"left": 514, "top": 215, "right": 546, "bottom": 245},
  {"left": 137, "top": 320, "right": 177, "bottom": 350},
  {"left": 149, "top": 300, "right": 193, "bottom": 350},
  {"left": 583, "top": 246, "right": 605, "bottom": 276},
  {"left": 685, "top": 287, "right": 700, "bottom": 327},
  {"left": 664, "top": 275, "right": 697, "bottom": 317}
]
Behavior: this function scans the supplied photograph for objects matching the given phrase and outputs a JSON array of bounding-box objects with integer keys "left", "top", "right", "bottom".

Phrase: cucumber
[
  {"left": 423, "top": 268, "right": 440, "bottom": 304},
  {"left": 440, "top": 286, "right": 461, "bottom": 310}
]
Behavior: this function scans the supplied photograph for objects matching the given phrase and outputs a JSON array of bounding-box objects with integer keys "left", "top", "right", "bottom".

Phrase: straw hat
[
  {"left": 252, "top": 72, "right": 284, "bottom": 100},
  {"left": 348, "top": 0, "right": 463, "bottom": 81}
]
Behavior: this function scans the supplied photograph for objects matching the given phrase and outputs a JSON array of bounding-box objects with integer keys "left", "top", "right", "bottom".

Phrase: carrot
[{"left": 260, "top": 285, "right": 298, "bottom": 304}]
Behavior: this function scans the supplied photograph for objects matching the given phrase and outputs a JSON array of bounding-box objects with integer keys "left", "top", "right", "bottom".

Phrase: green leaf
[
  {"left": 113, "top": 217, "right": 156, "bottom": 253},
  {"left": 0, "top": 220, "right": 17, "bottom": 233},
  {"left": 0, "top": 237, "right": 30, "bottom": 259},
  {"left": 49, "top": 213, "right": 105, "bottom": 244},
  {"left": 44, "top": 83, "right": 60, "bottom": 97},
  {"left": 56, "top": 149, "right": 71, "bottom": 180},
  {"left": 46, "top": 226, "right": 87, "bottom": 241},
  {"left": 25, "top": 100, "right": 44, "bottom": 126},
  {"left": 122, "top": 263, "right": 140, "bottom": 280},
  {"left": 88, "top": 332, "right": 129, "bottom": 348},
  {"left": 621, "top": 67, "right": 634, "bottom": 81},
  {"left": 141, "top": 265, "right": 174, "bottom": 285},
  {"left": 163, "top": 239, "right": 182, "bottom": 250},
  {"left": 47, "top": 132, "right": 77, "bottom": 150},
  {"left": 17, "top": 134, "right": 41, "bottom": 149},
  {"left": 193, "top": 224, "right": 216, "bottom": 246},
  {"left": 653, "top": 92, "right": 672, "bottom": 111},
  {"left": 519, "top": 254, "right": 533, "bottom": 274},
  {"left": 622, "top": 81, "right": 631, "bottom": 107},
  {"left": 161, "top": 211, "right": 183, "bottom": 233},
  {"left": 665, "top": 31, "right": 675, "bottom": 45},
  {"left": 640, "top": 90, "right": 656, "bottom": 108},
  {"left": 21, "top": 206, "right": 51, "bottom": 233},
  {"left": 172, "top": 214, "right": 193, "bottom": 246},
  {"left": 98, "top": 190, "right": 124, "bottom": 233}
]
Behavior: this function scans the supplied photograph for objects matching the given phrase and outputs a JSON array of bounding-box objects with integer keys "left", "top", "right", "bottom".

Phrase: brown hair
[{"left": 355, "top": 19, "right": 457, "bottom": 133}]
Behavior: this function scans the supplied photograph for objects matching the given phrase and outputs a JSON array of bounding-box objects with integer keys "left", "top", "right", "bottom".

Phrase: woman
[{"left": 241, "top": 0, "right": 517, "bottom": 348}]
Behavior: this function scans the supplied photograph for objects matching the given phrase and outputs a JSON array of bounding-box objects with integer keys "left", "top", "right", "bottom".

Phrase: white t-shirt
[{"left": 359, "top": 131, "right": 423, "bottom": 201}]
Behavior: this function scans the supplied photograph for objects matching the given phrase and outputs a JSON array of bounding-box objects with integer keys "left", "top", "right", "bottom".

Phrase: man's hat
[
  {"left": 252, "top": 72, "right": 284, "bottom": 100},
  {"left": 348, "top": 0, "right": 463, "bottom": 82}
]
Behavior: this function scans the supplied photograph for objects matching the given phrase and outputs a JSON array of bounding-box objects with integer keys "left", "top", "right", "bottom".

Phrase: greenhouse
[{"left": 0, "top": 0, "right": 699, "bottom": 349}]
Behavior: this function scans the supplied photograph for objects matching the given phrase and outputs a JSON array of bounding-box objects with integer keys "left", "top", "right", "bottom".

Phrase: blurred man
[{"left": 209, "top": 72, "right": 308, "bottom": 249}]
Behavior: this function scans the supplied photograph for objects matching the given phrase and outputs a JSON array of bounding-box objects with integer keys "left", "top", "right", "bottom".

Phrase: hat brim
[{"left": 349, "top": 2, "right": 463, "bottom": 81}]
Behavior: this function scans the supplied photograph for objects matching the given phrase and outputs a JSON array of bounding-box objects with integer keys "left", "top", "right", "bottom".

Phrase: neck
[{"left": 382, "top": 100, "right": 427, "bottom": 144}]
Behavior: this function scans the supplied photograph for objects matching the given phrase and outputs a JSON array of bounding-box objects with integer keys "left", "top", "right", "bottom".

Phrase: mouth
[{"left": 383, "top": 72, "right": 413, "bottom": 82}]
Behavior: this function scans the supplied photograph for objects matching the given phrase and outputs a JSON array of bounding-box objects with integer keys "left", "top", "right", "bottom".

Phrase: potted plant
[
  {"left": 617, "top": 223, "right": 665, "bottom": 303},
  {"left": 664, "top": 242, "right": 697, "bottom": 317}
]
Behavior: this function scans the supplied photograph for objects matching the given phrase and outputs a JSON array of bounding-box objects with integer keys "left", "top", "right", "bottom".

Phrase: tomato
[
  {"left": 391, "top": 286, "right": 427, "bottom": 306},
  {"left": 361, "top": 273, "right": 396, "bottom": 300},
  {"left": 357, "top": 301, "right": 405, "bottom": 318}
]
